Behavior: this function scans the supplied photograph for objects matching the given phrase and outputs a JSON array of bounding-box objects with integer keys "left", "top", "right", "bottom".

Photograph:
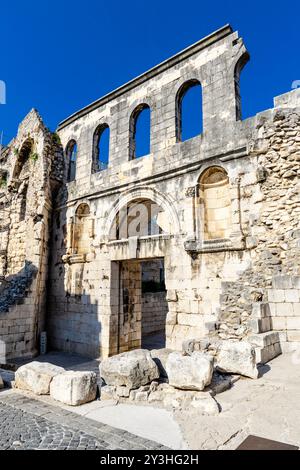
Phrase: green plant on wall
[
  {"left": 0, "top": 173, "right": 7, "bottom": 188},
  {"left": 29, "top": 152, "right": 39, "bottom": 162},
  {"left": 52, "top": 132, "right": 61, "bottom": 145},
  {"left": 13, "top": 147, "right": 19, "bottom": 156}
]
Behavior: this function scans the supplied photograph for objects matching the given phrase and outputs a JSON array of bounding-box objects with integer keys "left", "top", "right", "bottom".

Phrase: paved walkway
[
  {"left": 0, "top": 390, "right": 168, "bottom": 450},
  {"left": 174, "top": 353, "right": 300, "bottom": 449}
]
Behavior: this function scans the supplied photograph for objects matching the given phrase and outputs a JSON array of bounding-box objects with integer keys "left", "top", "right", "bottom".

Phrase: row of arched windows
[{"left": 66, "top": 79, "right": 203, "bottom": 182}]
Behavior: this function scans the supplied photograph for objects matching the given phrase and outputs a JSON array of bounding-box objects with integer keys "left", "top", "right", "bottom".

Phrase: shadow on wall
[
  {"left": 46, "top": 162, "right": 102, "bottom": 359},
  {"left": 0, "top": 261, "right": 38, "bottom": 313},
  {"left": 0, "top": 261, "right": 38, "bottom": 363}
]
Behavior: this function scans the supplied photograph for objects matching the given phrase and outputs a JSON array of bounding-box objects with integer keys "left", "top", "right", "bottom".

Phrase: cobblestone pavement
[{"left": 0, "top": 392, "right": 167, "bottom": 450}]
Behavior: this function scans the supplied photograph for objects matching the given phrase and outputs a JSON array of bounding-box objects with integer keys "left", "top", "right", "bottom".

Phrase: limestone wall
[
  {"left": 0, "top": 110, "right": 64, "bottom": 360},
  {"left": 142, "top": 291, "right": 168, "bottom": 337}
]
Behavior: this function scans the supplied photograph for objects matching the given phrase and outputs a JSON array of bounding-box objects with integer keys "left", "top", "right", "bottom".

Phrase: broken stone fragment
[
  {"left": 100, "top": 349, "right": 159, "bottom": 389},
  {"left": 135, "top": 391, "right": 149, "bottom": 402},
  {"left": 15, "top": 362, "right": 65, "bottom": 395},
  {"left": 216, "top": 340, "right": 258, "bottom": 379},
  {"left": 182, "top": 338, "right": 210, "bottom": 355},
  {"left": 191, "top": 394, "right": 220, "bottom": 415},
  {"left": 50, "top": 371, "right": 97, "bottom": 406},
  {"left": 116, "top": 385, "right": 131, "bottom": 398},
  {"left": 101, "top": 385, "right": 116, "bottom": 400},
  {"left": 166, "top": 351, "right": 214, "bottom": 391}
]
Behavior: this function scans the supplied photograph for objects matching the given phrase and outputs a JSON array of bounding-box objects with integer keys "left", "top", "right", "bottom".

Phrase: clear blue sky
[{"left": 0, "top": 0, "right": 299, "bottom": 145}]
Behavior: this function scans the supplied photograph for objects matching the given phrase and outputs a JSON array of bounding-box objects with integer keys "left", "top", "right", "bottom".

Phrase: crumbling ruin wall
[
  {"left": 0, "top": 110, "right": 64, "bottom": 360},
  {"left": 217, "top": 101, "right": 300, "bottom": 351}
]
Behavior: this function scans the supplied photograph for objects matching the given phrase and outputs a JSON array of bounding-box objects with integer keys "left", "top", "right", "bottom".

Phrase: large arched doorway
[{"left": 107, "top": 197, "right": 172, "bottom": 354}]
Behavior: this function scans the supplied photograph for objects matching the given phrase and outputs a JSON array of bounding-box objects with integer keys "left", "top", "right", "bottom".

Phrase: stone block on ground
[
  {"left": 15, "top": 362, "right": 65, "bottom": 395},
  {"left": 150, "top": 348, "right": 173, "bottom": 378},
  {"left": 166, "top": 351, "right": 214, "bottom": 391},
  {"left": 216, "top": 340, "right": 258, "bottom": 379},
  {"left": 191, "top": 394, "right": 220, "bottom": 415},
  {"left": 50, "top": 371, "right": 97, "bottom": 406},
  {"left": 100, "top": 349, "right": 159, "bottom": 389}
]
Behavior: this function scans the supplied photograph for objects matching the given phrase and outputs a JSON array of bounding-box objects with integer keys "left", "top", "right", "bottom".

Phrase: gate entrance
[{"left": 116, "top": 258, "right": 168, "bottom": 354}]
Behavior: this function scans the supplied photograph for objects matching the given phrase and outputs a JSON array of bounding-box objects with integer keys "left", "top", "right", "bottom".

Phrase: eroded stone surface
[
  {"left": 166, "top": 352, "right": 214, "bottom": 391},
  {"left": 100, "top": 349, "right": 159, "bottom": 389},
  {"left": 50, "top": 371, "right": 97, "bottom": 406},
  {"left": 15, "top": 362, "right": 65, "bottom": 395},
  {"left": 216, "top": 341, "right": 258, "bottom": 379}
]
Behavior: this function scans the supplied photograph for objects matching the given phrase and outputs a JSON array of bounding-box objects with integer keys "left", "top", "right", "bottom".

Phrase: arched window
[
  {"left": 66, "top": 140, "right": 77, "bottom": 182},
  {"left": 199, "top": 167, "right": 231, "bottom": 240},
  {"left": 92, "top": 124, "right": 110, "bottom": 173},
  {"left": 129, "top": 104, "right": 151, "bottom": 160},
  {"left": 73, "top": 204, "right": 91, "bottom": 255},
  {"left": 176, "top": 80, "right": 202, "bottom": 142},
  {"left": 234, "top": 52, "right": 250, "bottom": 121}
]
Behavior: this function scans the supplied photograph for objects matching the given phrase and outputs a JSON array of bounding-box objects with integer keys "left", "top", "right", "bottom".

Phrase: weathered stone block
[
  {"left": 15, "top": 362, "right": 65, "bottom": 395},
  {"left": 100, "top": 349, "right": 159, "bottom": 389},
  {"left": 166, "top": 351, "right": 214, "bottom": 391},
  {"left": 216, "top": 340, "right": 258, "bottom": 379},
  {"left": 50, "top": 371, "right": 97, "bottom": 406}
]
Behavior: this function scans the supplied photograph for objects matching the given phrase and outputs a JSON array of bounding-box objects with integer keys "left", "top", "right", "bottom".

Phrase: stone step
[
  {"left": 251, "top": 302, "right": 271, "bottom": 319},
  {"left": 247, "top": 317, "right": 272, "bottom": 334},
  {"left": 247, "top": 331, "right": 281, "bottom": 365},
  {"left": 254, "top": 342, "right": 282, "bottom": 365},
  {"left": 248, "top": 331, "right": 280, "bottom": 348}
]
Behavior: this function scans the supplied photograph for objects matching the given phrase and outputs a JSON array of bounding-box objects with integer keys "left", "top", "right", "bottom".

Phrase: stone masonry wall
[
  {"left": 1, "top": 26, "right": 296, "bottom": 361},
  {"left": 217, "top": 105, "right": 300, "bottom": 346},
  {"left": 0, "top": 110, "right": 64, "bottom": 360},
  {"left": 142, "top": 291, "right": 168, "bottom": 337}
]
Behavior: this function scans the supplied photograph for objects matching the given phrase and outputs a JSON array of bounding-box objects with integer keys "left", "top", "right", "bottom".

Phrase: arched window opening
[
  {"left": 129, "top": 104, "right": 151, "bottom": 160},
  {"left": 66, "top": 140, "right": 77, "bottom": 182},
  {"left": 234, "top": 52, "right": 250, "bottom": 121},
  {"left": 92, "top": 124, "right": 110, "bottom": 173},
  {"left": 109, "top": 198, "right": 170, "bottom": 241},
  {"left": 73, "top": 204, "right": 91, "bottom": 255},
  {"left": 176, "top": 80, "right": 202, "bottom": 142},
  {"left": 199, "top": 167, "right": 231, "bottom": 241}
]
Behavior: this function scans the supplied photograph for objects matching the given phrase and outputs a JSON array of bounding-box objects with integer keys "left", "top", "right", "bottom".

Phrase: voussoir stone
[
  {"left": 15, "top": 362, "right": 65, "bottom": 395},
  {"left": 216, "top": 340, "right": 258, "bottom": 379},
  {"left": 166, "top": 351, "right": 214, "bottom": 391},
  {"left": 50, "top": 371, "right": 97, "bottom": 406},
  {"left": 100, "top": 349, "right": 159, "bottom": 389}
]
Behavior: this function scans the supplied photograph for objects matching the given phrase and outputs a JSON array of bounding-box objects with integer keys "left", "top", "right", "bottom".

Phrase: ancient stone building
[{"left": 1, "top": 24, "right": 300, "bottom": 363}]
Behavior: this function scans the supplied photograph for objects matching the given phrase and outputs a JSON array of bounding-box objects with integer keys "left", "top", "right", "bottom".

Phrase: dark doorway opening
[{"left": 141, "top": 259, "right": 168, "bottom": 350}]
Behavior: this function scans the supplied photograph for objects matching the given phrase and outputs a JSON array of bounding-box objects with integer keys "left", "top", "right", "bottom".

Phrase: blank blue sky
[{"left": 0, "top": 0, "right": 299, "bottom": 145}]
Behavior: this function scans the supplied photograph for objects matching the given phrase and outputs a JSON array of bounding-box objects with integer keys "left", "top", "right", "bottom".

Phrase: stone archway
[{"left": 104, "top": 186, "right": 181, "bottom": 240}]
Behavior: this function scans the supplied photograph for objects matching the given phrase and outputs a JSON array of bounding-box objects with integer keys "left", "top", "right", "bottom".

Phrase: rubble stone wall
[{"left": 0, "top": 110, "right": 64, "bottom": 360}]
